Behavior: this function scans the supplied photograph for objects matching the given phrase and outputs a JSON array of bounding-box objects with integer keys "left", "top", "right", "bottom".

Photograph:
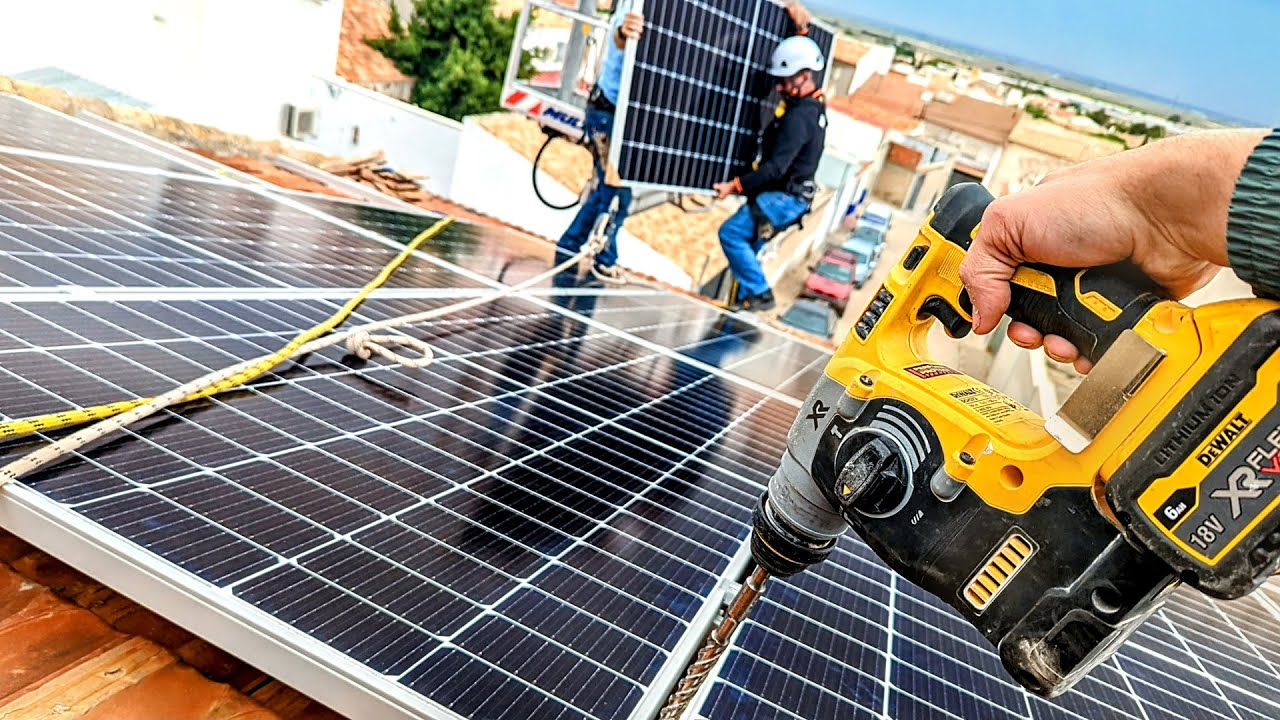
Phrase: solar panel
[
  {"left": 612, "top": 0, "right": 834, "bottom": 194},
  {"left": 4, "top": 89, "right": 1279, "bottom": 720},
  {"left": 0, "top": 97, "right": 810, "bottom": 719},
  {"left": 0, "top": 94, "right": 217, "bottom": 176}
]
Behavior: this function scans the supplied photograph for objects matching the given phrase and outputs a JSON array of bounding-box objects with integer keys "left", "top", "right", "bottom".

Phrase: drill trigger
[{"left": 919, "top": 296, "right": 974, "bottom": 339}]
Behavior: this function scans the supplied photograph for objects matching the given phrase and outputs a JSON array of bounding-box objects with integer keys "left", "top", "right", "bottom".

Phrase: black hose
[{"left": 532, "top": 134, "right": 584, "bottom": 211}]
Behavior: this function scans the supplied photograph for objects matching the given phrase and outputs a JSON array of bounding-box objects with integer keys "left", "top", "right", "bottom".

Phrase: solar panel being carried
[
  {"left": 611, "top": 0, "right": 834, "bottom": 195},
  {"left": 2, "top": 94, "right": 1279, "bottom": 720}
]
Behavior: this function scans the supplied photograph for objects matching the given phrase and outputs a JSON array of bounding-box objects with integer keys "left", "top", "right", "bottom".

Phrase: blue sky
[{"left": 808, "top": 0, "right": 1280, "bottom": 125}]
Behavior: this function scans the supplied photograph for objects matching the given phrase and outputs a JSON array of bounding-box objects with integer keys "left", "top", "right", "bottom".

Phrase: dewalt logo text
[{"left": 1197, "top": 413, "right": 1253, "bottom": 467}]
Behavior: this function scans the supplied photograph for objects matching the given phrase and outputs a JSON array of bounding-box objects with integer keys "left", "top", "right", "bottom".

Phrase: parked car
[
  {"left": 802, "top": 252, "right": 856, "bottom": 313},
  {"left": 778, "top": 299, "right": 838, "bottom": 340},
  {"left": 860, "top": 201, "right": 895, "bottom": 233},
  {"left": 842, "top": 225, "right": 887, "bottom": 288}
]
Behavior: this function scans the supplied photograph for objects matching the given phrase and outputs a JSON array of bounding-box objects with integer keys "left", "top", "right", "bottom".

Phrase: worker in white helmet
[{"left": 713, "top": 2, "right": 826, "bottom": 312}]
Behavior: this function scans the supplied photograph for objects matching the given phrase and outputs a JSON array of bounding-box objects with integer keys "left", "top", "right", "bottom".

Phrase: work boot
[
  {"left": 728, "top": 290, "right": 776, "bottom": 313},
  {"left": 591, "top": 263, "right": 627, "bottom": 286}
]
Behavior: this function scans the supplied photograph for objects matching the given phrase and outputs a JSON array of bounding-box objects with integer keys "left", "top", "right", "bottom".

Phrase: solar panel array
[
  {"left": 2, "top": 93, "right": 1279, "bottom": 720},
  {"left": 613, "top": 0, "right": 834, "bottom": 194}
]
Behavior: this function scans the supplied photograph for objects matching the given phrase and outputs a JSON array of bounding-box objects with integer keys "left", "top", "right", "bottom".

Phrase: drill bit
[{"left": 659, "top": 565, "right": 771, "bottom": 719}]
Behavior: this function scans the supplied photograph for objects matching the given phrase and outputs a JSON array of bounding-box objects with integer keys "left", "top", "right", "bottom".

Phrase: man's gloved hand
[{"left": 713, "top": 181, "right": 737, "bottom": 201}]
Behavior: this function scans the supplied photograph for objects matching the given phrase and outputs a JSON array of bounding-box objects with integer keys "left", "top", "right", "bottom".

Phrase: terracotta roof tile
[
  {"left": 848, "top": 72, "right": 926, "bottom": 117},
  {"left": 337, "top": 0, "right": 414, "bottom": 86},
  {"left": 0, "top": 532, "right": 341, "bottom": 720},
  {"left": 828, "top": 95, "right": 921, "bottom": 133}
]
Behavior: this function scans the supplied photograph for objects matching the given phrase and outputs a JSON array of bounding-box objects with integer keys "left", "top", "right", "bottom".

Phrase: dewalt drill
[{"left": 660, "top": 183, "right": 1280, "bottom": 714}]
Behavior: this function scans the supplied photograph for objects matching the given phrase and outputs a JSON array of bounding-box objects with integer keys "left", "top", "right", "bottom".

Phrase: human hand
[
  {"left": 620, "top": 12, "right": 644, "bottom": 41},
  {"left": 958, "top": 130, "right": 1267, "bottom": 373},
  {"left": 786, "top": 1, "right": 811, "bottom": 34},
  {"left": 713, "top": 181, "right": 736, "bottom": 201}
]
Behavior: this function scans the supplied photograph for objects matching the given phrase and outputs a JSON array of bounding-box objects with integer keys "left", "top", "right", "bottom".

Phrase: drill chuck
[{"left": 750, "top": 493, "right": 837, "bottom": 576}]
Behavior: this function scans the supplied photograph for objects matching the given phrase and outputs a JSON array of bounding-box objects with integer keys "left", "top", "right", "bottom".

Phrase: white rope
[
  {"left": 344, "top": 331, "right": 435, "bottom": 369},
  {"left": 0, "top": 232, "right": 610, "bottom": 486}
]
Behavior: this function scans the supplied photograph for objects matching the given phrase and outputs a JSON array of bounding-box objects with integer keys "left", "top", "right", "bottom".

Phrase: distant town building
[
  {"left": 919, "top": 93, "right": 1022, "bottom": 186},
  {"left": 827, "top": 38, "right": 895, "bottom": 97},
  {"left": 989, "top": 115, "right": 1124, "bottom": 195}
]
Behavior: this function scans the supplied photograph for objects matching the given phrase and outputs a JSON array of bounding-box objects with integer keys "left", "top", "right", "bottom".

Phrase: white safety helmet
[{"left": 767, "top": 36, "right": 826, "bottom": 78}]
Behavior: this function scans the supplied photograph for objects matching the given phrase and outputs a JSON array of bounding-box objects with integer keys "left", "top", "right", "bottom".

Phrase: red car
[{"left": 801, "top": 251, "right": 856, "bottom": 313}]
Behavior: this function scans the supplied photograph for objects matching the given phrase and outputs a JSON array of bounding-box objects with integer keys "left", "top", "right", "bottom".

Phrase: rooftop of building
[
  {"left": 921, "top": 92, "right": 1023, "bottom": 145},
  {"left": 1008, "top": 114, "right": 1127, "bottom": 161},
  {"left": 0, "top": 531, "right": 341, "bottom": 720},
  {"left": 336, "top": 0, "right": 414, "bottom": 87}
]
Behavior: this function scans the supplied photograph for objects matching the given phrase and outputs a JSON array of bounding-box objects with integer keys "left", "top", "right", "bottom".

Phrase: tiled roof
[
  {"left": 0, "top": 531, "right": 341, "bottom": 720},
  {"left": 829, "top": 72, "right": 925, "bottom": 133},
  {"left": 922, "top": 94, "right": 1021, "bottom": 145},
  {"left": 828, "top": 95, "right": 921, "bottom": 133},
  {"left": 848, "top": 72, "right": 926, "bottom": 118},
  {"left": 337, "top": 0, "right": 414, "bottom": 87}
]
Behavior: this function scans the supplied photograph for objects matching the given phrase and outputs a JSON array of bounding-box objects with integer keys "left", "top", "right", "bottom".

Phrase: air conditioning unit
[{"left": 283, "top": 104, "right": 318, "bottom": 139}]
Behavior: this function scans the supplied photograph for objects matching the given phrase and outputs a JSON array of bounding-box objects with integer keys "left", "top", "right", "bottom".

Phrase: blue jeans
[
  {"left": 718, "top": 192, "right": 809, "bottom": 299},
  {"left": 556, "top": 106, "right": 632, "bottom": 268}
]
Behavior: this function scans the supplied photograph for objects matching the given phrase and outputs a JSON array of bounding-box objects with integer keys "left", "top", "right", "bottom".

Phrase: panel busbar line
[{"left": 612, "top": 0, "right": 834, "bottom": 194}]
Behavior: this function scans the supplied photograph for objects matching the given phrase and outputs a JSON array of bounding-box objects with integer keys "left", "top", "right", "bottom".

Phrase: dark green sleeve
[{"left": 1227, "top": 129, "right": 1280, "bottom": 299}]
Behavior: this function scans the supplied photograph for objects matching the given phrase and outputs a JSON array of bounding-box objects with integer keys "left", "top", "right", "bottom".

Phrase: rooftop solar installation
[
  {"left": 2, "top": 95, "right": 1279, "bottom": 720},
  {"left": 612, "top": 0, "right": 834, "bottom": 195}
]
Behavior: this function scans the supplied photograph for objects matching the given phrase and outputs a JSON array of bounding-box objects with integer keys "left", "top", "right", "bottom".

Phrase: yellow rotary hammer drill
[{"left": 751, "top": 182, "right": 1280, "bottom": 696}]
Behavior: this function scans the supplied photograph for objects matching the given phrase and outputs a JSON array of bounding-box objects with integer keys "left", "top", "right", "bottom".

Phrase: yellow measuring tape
[{"left": 0, "top": 217, "right": 455, "bottom": 441}]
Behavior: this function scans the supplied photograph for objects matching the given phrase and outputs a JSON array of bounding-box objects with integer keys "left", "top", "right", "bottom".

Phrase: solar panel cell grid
[
  {"left": 616, "top": 0, "right": 834, "bottom": 193},
  {"left": 0, "top": 95, "right": 210, "bottom": 175}
]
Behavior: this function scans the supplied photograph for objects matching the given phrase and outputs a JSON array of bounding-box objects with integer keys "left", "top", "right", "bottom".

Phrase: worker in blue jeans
[
  {"left": 555, "top": 4, "right": 643, "bottom": 285},
  {"left": 713, "top": 11, "right": 826, "bottom": 312}
]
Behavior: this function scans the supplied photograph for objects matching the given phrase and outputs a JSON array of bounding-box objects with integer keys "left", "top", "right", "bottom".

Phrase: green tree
[
  {"left": 1086, "top": 108, "right": 1111, "bottom": 128},
  {"left": 387, "top": 1, "right": 403, "bottom": 33},
  {"left": 1025, "top": 105, "right": 1048, "bottom": 120},
  {"left": 369, "top": 0, "right": 527, "bottom": 121}
]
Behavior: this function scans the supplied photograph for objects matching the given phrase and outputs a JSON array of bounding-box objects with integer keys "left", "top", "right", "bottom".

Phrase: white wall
[
  {"left": 816, "top": 114, "right": 885, "bottom": 237},
  {"left": 826, "top": 113, "right": 885, "bottom": 164},
  {"left": 304, "top": 77, "right": 461, "bottom": 196},
  {"left": 450, "top": 118, "right": 692, "bottom": 289},
  {"left": 0, "top": 0, "right": 343, "bottom": 139},
  {"left": 848, "top": 45, "right": 895, "bottom": 95}
]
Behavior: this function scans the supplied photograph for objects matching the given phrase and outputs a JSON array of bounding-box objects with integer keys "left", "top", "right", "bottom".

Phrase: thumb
[{"left": 959, "top": 239, "right": 1016, "bottom": 335}]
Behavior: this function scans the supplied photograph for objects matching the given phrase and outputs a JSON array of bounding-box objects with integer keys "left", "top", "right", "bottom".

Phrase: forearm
[
  {"left": 1117, "top": 129, "right": 1268, "bottom": 267},
  {"left": 1227, "top": 129, "right": 1280, "bottom": 299}
]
